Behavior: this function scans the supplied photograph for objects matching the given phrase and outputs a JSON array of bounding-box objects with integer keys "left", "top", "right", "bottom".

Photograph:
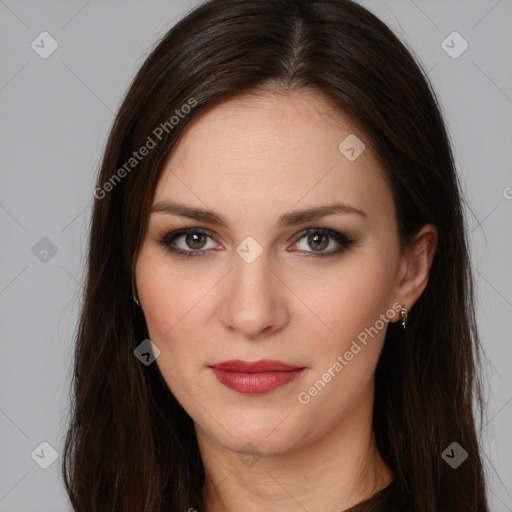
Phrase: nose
[{"left": 219, "top": 250, "right": 290, "bottom": 340}]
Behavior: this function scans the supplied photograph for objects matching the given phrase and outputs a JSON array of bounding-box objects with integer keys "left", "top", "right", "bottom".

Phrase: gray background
[{"left": 0, "top": 0, "right": 511, "bottom": 510}]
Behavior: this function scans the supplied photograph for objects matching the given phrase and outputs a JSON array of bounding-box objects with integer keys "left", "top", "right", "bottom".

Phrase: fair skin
[{"left": 135, "top": 89, "right": 438, "bottom": 512}]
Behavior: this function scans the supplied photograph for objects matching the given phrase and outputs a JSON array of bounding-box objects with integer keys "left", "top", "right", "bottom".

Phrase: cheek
[
  {"left": 137, "top": 253, "right": 218, "bottom": 344},
  {"left": 135, "top": 256, "right": 219, "bottom": 400},
  {"left": 139, "top": 267, "right": 211, "bottom": 407},
  {"left": 292, "top": 254, "right": 396, "bottom": 350},
  {"left": 290, "top": 255, "right": 396, "bottom": 414},
  {"left": 294, "top": 268, "right": 393, "bottom": 430}
]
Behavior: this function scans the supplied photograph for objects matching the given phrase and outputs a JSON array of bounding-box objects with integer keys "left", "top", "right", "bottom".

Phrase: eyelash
[{"left": 160, "top": 227, "right": 354, "bottom": 260}]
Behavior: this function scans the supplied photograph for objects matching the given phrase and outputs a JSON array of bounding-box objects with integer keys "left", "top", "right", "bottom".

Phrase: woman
[{"left": 62, "top": 0, "right": 489, "bottom": 510}]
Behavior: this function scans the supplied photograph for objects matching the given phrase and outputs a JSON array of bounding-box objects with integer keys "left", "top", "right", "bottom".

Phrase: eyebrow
[{"left": 150, "top": 200, "right": 367, "bottom": 228}]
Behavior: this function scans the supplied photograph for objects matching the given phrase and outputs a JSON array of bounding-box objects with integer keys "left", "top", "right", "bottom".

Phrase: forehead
[
  {"left": 166, "top": 89, "right": 358, "bottom": 165},
  {"left": 153, "top": 90, "right": 394, "bottom": 227}
]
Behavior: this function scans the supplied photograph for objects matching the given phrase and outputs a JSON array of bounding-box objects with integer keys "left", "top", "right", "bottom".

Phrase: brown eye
[
  {"left": 185, "top": 232, "right": 207, "bottom": 250},
  {"left": 290, "top": 229, "right": 354, "bottom": 258},
  {"left": 161, "top": 228, "right": 218, "bottom": 258},
  {"left": 307, "top": 233, "right": 329, "bottom": 252}
]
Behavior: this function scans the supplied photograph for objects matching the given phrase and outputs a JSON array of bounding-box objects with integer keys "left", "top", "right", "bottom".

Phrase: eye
[
  {"left": 289, "top": 229, "right": 354, "bottom": 258},
  {"left": 161, "top": 227, "right": 354, "bottom": 259},
  {"left": 161, "top": 228, "right": 220, "bottom": 259}
]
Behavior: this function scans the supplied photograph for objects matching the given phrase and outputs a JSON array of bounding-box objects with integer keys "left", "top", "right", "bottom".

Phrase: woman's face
[{"left": 135, "top": 90, "right": 409, "bottom": 456}]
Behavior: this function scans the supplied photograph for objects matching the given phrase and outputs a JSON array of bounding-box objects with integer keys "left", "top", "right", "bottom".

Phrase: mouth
[{"left": 209, "top": 359, "right": 306, "bottom": 394}]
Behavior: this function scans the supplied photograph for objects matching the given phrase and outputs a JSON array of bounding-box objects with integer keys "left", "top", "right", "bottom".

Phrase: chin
[
  {"left": 225, "top": 431, "right": 297, "bottom": 458},
  {"left": 199, "top": 412, "right": 302, "bottom": 456}
]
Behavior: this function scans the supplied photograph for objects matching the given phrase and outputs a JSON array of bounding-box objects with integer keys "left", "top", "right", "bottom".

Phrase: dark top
[{"left": 342, "top": 479, "right": 405, "bottom": 512}]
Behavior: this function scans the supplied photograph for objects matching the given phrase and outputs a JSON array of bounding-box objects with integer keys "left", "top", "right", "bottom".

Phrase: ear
[{"left": 390, "top": 224, "right": 438, "bottom": 320}]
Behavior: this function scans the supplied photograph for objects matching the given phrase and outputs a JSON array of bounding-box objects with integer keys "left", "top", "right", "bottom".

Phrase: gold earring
[
  {"left": 132, "top": 275, "right": 142, "bottom": 309},
  {"left": 400, "top": 305, "right": 408, "bottom": 329}
]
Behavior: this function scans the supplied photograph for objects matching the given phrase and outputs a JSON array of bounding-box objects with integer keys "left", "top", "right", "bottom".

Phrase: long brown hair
[{"left": 61, "top": 0, "right": 489, "bottom": 510}]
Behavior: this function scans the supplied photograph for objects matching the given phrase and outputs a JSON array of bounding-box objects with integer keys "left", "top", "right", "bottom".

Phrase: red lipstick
[{"left": 209, "top": 359, "right": 306, "bottom": 394}]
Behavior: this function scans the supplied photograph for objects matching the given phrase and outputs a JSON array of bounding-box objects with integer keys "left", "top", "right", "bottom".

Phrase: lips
[
  {"left": 210, "top": 359, "right": 303, "bottom": 372},
  {"left": 209, "top": 359, "right": 306, "bottom": 394}
]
